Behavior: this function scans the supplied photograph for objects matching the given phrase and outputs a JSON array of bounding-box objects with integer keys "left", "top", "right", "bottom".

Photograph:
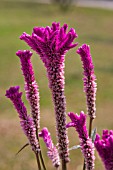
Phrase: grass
[{"left": 0, "top": 1, "right": 113, "bottom": 169}]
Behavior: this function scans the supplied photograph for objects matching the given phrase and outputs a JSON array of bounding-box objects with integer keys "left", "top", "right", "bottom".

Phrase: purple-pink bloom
[
  {"left": 94, "top": 130, "right": 113, "bottom": 170},
  {"left": 20, "top": 22, "right": 78, "bottom": 67},
  {"left": 77, "top": 44, "right": 97, "bottom": 119},
  {"left": 39, "top": 127, "right": 60, "bottom": 168},
  {"left": 20, "top": 22, "right": 78, "bottom": 162},
  {"left": 5, "top": 86, "right": 40, "bottom": 153},
  {"left": 67, "top": 111, "right": 95, "bottom": 170},
  {"left": 16, "top": 50, "right": 40, "bottom": 130}
]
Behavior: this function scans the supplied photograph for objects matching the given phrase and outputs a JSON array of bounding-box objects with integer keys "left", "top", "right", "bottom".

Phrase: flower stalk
[
  {"left": 94, "top": 130, "right": 113, "bottom": 170},
  {"left": 39, "top": 127, "right": 60, "bottom": 169},
  {"left": 5, "top": 86, "right": 40, "bottom": 153},
  {"left": 16, "top": 50, "right": 46, "bottom": 170},
  {"left": 77, "top": 44, "right": 97, "bottom": 170},
  {"left": 16, "top": 50, "right": 40, "bottom": 130},
  {"left": 77, "top": 44, "right": 97, "bottom": 121},
  {"left": 20, "top": 22, "right": 78, "bottom": 168},
  {"left": 67, "top": 111, "right": 95, "bottom": 170}
]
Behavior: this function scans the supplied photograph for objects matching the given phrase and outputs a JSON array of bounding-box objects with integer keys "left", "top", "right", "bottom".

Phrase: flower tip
[
  {"left": 103, "top": 129, "right": 108, "bottom": 135},
  {"left": 69, "top": 28, "right": 78, "bottom": 38},
  {"left": 20, "top": 32, "right": 30, "bottom": 40},
  {"left": 68, "top": 112, "right": 75, "bottom": 118},
  {"left": 76, "top": 46, "right": 82, "bottom": 55},
  {"left": 20, "top": 32, "right": 26, "bottom": 40},
  {"left": 76, "top": 44, "right": 89, "bottom": 55},
  {"left": 68, "top": 112, "right": 79, "bottom": 122},
  {"left": 95, "top": 134, "right": 100, "bottom": 142},
  {"left": 5, "top": 86, "right": 20, "bottom": 98},
  {"left": 16, "top": 50, "right": 32, "bottom": 58},
  {"left": 39, "top": 132, "right": 42, "bottom": 137},
  {"left": 80, "top": 110, "right": 85, "bottom": 114},
  {"left": 66, "top": 122, "right": 75, "bottom": 128},
  {"left": 110, "top": 130, "right": 113, "bottom": 135},
  {"left": 39, "top": 127, "right": 49, "bottom": 137},
  {"left": 16, "top": 50, "right": 21, "bottom": 57},
  {"left": 80, "top": 111, "right": 86, "bottom": 118},
  {"left": 68, "top": 42, "right": 78, "bottom": 50},
  {"left": 63, "top": 23, "right": 68, "bottom": 31},
  {"left": 52, "top": 22, "right": 60, "bottom": 30},
  {"left": 67, "top": 112, "right": 71, "bottom": 117}
]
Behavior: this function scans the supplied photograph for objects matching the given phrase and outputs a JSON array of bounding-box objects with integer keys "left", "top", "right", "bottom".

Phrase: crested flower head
[
  {"left": 39, "top": 127, "right": 60, "bottom": 168},
  {"left": 20, "top": 22, "right": 78, "bottom": 67},
  {"left": 16, "top": 50, "right": 34, "bottom": 82},
  {"left": 5, "top": 86, "right": 40, "bottom": 153},
  {"left": 6, "top": 86, "right": 27, "bottom": 119},
  {"left": 67, "top": 111, "right": 88, "bottom": 139},
  {"left": 16, "top": 50, "right": 40, "bottom": 129},
  {"left": 94, "top": 130, "right": 113, "bottom": 170},
  {"left": 77, "top": 44, "right": 94, "bottom": 77},
  {"left": 67, "top": 111, "right": 95, "bottom": 170},
  {"left": 77, "top": 44, "right": 97, "bottom": 119}
]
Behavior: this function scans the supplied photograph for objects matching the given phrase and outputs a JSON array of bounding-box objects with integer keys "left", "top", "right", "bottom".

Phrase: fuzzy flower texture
[
  {"left": 16, "top": 50, "right": 40, "bottom": 130},
  {"left": 39, "top": 128, "right": 60, "bottom": 168},
  {"left": 20, "top": 22, "right": 78, "bottom": 162},
  {"left": 77, "top": 44, "right": 97, "bottom": 119},
  {"left": 5, "top": 86, "right": 40, "bottom": 153},
  {"left": 67, "top": 112, "right": 95, "bottom": 170},
  {"left": 94, "top": 130, "right": 113, "bottom": 170}
]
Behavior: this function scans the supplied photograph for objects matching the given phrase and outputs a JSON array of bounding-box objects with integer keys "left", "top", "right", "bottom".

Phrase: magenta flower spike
[
  {"left": 77, "top": 44, "right": 97, "bottom": 119},
  {"left": 5, "top": 86, "right": 40, "bottom": 153},
  {"left": 39, "top": 127, "right": 60, "bottom": 168},
  {"left": 20, "top": 22, "right": 78, "bottom": 162},
  {"left": 94, "top": 130, "right": 113, "bottom": 170},
  {"left": 16, "top": 50, "right": 40, "bottom": 130},
  {"left": 67, "top": 111, "right": 95, "bottom": 170}
]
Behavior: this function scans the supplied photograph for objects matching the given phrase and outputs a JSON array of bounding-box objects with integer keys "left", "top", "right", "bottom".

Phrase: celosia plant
[
  {"left": 20, "top": 23, "right": 78, "bottom": 165},
  {"left": 94, "top": 130, "right": 113, "bottom": 170},
  {"left": 5, "top": 22, "right": 112, "bottom": 170},
  {"left": 16, "top": 50, "right": 40, "bottom": 130},
  {"left": 77, "top": 44, "right": 97, "bottom": 120},
  {"left": 66, "top": 112, "right": 95, "bottom": 170},
  {"left": 39, "top": 127, "right": 60, "bottom": 169},
  {"left": 5, "top": 86, "right": 40, "bottom": 161}
]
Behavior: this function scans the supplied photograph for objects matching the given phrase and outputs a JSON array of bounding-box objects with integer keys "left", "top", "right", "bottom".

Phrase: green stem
[
  {"left": 83, "top": 160, "right": 86, "bottom": 170},
  {"left": 39, "top": 151, "right": 46, "bottom": 170},
  {"left": 35, "top": 152, "right": 41, "bottom": 170},
  {"left": 88, "top": 118, "right": 93, "bottom": 137},
  {"left": 62, "top": 160, "right": 67, "bottom": 170},
  {"left": 36, "top": 128, "right": 46, "bottom": 170}
]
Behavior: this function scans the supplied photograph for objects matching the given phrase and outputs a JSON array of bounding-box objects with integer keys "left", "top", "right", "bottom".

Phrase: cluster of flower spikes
[
  {"left": 94, "top": 130, "right": 113, "bottom": 170},
  {"left": 20, "top": 22, "right": 78, "bottom": 162},
  {"left": 39, "top": 127, "right": 60, "bottom": 168},
  {"left": 5, "top": 86, "right": 40, "bottom": 153},
  {"left": 77, "top": 44, "right": 97, "bottom": 120},
  {"left": 66, "top": 111, "right": 95, "bottom": 170}
]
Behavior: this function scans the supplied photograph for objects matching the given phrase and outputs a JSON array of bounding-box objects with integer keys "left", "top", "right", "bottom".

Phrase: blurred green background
[{"left": 0, "top": 1, "right": 113, "bottom": 170}]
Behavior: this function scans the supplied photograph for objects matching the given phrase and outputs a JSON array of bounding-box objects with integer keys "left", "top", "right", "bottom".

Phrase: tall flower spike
[
  {"left": 16, "top": 50, "right": 40, "bottom": 130},
  {"left": 94, "top": 130, "right": 113, "bottom": 170},
  {"left": 5, "top": 86, "right": 40, "bottom": 153},
  {"left": 39, "top": 128, "right": 60, "bottom": 168},
  {"left": 66, "top": 111, "right": 95, "bottom": 170},
  {"left": 77, "top": 44, "right": 97, "bottom": 119},
  {"left": 20, "top": 22, "right": 78, "bottom": 162}
]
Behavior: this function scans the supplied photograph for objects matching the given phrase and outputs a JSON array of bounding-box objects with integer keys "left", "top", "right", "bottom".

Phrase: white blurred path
[
  {"left": 2, "top": 0, "right": 113, "bottom": 10},
  {"left": 75, "top": 0, "right": 113, "bottom": 10}
]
